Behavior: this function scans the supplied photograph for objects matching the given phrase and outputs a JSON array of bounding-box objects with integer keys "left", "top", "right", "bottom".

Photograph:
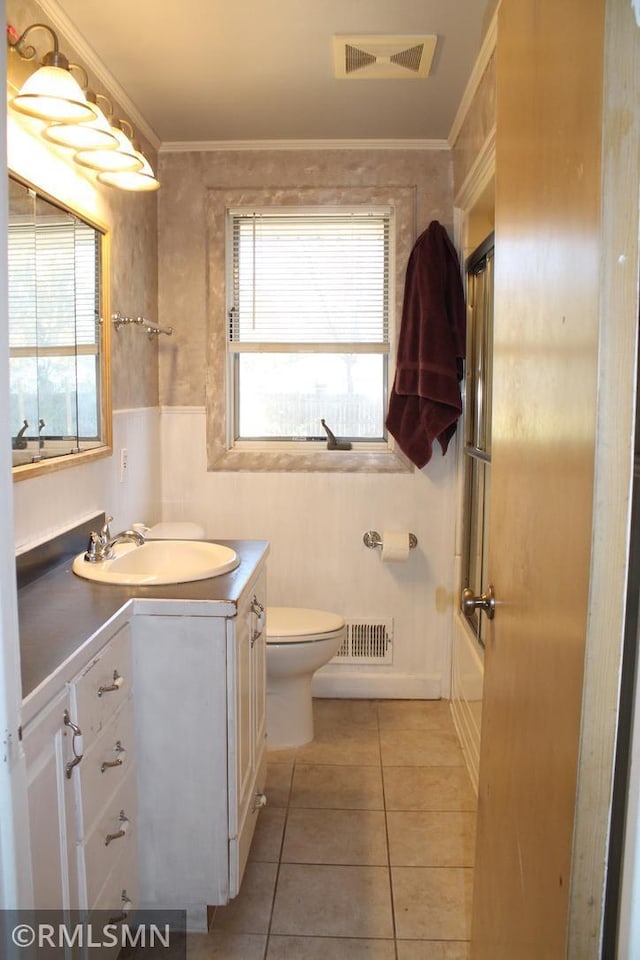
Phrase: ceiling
[{"left": 46, "top": 0, "right": 493, "bottom": 147}]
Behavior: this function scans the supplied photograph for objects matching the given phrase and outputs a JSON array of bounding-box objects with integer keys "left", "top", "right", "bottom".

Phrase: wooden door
[{"left": 470, "top": 0, "right": 606, "bottom": 956}]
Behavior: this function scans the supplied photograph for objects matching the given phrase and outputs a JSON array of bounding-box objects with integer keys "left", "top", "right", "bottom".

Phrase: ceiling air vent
[{"left": 333, "top": 35, "right": 437, "bottom": 80}]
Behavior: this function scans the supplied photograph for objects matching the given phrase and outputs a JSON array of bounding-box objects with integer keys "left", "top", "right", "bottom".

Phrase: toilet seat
[{"left": 266, "top": 606, "right": 345, "bottom": 644}]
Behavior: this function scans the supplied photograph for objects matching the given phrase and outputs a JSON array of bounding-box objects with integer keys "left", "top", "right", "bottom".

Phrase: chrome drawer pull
[
  {"left": 108, "top": 890, "right": 133, "bottom": 925},
  {"left": 98, "top": 669, "right": 124, "bottom": 697},
  {"left": 63, "top": 710, "right": 84, "bottom": 779},
  {"left": 101, "top": 740, "right": 125, "bottom": 773},
  {"left": 105, "top": 810, "right": 129, "bottom": 846}
]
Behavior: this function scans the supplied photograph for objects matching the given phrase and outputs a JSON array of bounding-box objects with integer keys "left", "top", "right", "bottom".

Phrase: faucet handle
[{"left": 85, "top": 531, "right": 101, "bottom": 562}]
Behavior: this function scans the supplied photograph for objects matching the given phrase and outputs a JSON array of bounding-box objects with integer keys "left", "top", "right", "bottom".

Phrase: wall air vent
[
  {"left": 333, "top": 35, "right": 437, "bottom": 80},
  {"left": 332, "top": 619, "right": 394, "bottom": 664}
]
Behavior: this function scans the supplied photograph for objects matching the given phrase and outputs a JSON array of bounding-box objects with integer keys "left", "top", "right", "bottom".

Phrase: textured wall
[
  {"left": 451, "top": 52, "right": 497, "bottom": 197},
  {"left": 157, "top": 148, "right": 460, "bottom": 699},
  {"left": 157, "top": 148, "right": 452, "bottom": 406}
]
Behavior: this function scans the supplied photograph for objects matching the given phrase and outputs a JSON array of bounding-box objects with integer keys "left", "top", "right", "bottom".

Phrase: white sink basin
[{"left": 72, "top": 539, "right": 239, "bottom": 585}]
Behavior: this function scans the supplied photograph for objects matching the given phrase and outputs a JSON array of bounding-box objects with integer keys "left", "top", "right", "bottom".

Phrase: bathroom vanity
[{"left": 18, "top": 530, "right": 268, "bottom": 932}]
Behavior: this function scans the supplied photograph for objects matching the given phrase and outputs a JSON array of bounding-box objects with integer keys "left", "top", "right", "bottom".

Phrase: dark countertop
[{"left": 18, "top": 537, "right": 269, "bottom": 713}]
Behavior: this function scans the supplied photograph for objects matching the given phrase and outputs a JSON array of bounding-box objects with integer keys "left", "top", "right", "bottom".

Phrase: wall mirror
[{"left": 8, "top": 173, "right": 111, "bottom": 479}]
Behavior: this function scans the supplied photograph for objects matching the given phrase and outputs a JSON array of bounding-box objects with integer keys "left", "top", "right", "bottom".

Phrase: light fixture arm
[
  {"left": 112, "top": 117, "right": 135, "bottom": 141},
  {"left": 95, "top": 92, "right": 114, "bottom": 117},
  {"left": 68, "top": 61, "right": 90, "bottom": 90},
  {"left": 9, "top": 22, "right": 70, "bottom": 70}
]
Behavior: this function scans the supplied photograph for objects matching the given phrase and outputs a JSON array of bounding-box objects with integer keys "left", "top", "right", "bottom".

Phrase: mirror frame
[{"left": 9, "top": 171, "right": 112, "bottom": 481}]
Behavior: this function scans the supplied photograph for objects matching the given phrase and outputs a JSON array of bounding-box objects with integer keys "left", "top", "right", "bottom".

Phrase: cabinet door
[
  {"left": 23, "top": 687, "right": 78, "bottom": 909},
  {"left": 229, "top": 571, "right": 267, "bottom": 896},
  {"left": 252, "top": 573, "right": 267, "bottom": 789},
  {"left": 232, "top": 590, "right": 254, "bottom": 838}
]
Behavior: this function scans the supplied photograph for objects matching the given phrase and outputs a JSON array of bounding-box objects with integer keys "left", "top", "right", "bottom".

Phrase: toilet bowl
[{"left": 266, "top": 607, "right": 346, "bottom": 750}]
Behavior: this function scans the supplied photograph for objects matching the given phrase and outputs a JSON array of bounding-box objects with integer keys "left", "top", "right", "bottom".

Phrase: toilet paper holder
[{"left": 363, "top": 530, "right": 418, "bottom": 550}]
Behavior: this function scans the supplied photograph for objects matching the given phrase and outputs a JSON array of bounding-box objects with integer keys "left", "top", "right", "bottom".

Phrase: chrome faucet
[{"left": 84, "top": 515, "right": 145, "bottom": 563}]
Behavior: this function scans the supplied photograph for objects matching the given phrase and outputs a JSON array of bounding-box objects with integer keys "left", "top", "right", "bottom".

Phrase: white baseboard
[{"left": 312, "top": 670, "right": 442, "bottom": 700}]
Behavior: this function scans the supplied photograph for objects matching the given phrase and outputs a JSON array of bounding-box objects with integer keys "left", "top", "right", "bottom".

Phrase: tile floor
[{"left": 190, "top": 698, "right": 477, "bottom": 959}]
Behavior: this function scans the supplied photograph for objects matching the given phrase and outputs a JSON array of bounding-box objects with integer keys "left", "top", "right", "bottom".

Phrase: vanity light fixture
[
  {"left": 8, "top": 23, "right": 95, "bottom": 123},
  {"left": 8, "top": 23, "right": 161, "bottom": 192}
]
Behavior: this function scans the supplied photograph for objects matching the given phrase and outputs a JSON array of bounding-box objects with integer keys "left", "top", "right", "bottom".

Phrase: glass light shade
[
  {"left": 12, "top": 65, "right": 95, "bottom": 123},
  {"left": 74, "top": 126, "right": 143, "bottom": 173},
  {"left": 97, "top": 152, "right": 160, "bottom": 191},
  {"left": 44, "top": 110, "right": 119, "bottom": 151}
]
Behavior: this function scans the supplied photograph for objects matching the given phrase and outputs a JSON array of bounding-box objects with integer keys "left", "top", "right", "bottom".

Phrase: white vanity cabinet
[
  {"left": 20, "top": 539, "right": 269, "bottom": 934},
  {"left": 133, "top": 564, "right": 268, "bottom": 931}
]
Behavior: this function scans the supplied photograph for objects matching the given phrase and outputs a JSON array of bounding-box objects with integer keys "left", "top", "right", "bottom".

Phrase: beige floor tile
[
  {"left": 267, "top": 747, "right": 298, "bottom": 764},
  {"left": 210, "top": 861, "right": 278, "bottom": 934},
  {"left": 267, "top": 935, "right": 396, "bottom": 959},
  {"left": 387, "top": 812, "right": 476, "bottom": 867},
  {"left": 377, "top": 700, "right": 456, "bottom": 733},
  {"left": 396, "top": 941, "right": 470, "bottom": 960},
  {"left": 291, "top": 763, "right": 384, "bottom": 810},
  {"left": 380, "top": 730, "right": 465, "bottom": 767},
  {"left": 266, "top": 762, "right": 294, "bottom": 807},
  {"left": 271, "top": 863, "right": 394, "bottom": 938},
  {"left": 313, "top": 698, "right": 380, "bottom": 731},
  {"left": 392, "top": 867, "right": 473, "bottom": 940},
  {"left": 383, "top": 766, "right": 476, "bottom": 812},
  {"left": 186, "top": 930, "right": 267, "bottom": 959},
  {"left": 249, "top": 806, "right": 286, "bottom": 862},
  {"left": 282, "top": 808, "right": 388, "bottom": 865},
  {"left": 295, "top": 728, "right": 381, "bottom": 766}
]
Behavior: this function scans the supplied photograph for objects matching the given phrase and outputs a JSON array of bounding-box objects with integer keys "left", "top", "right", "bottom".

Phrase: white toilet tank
[{"left": 142, "top": 522, "right": 205, "bottom": 540}]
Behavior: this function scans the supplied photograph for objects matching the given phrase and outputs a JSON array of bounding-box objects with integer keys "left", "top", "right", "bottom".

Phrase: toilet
[
  {"left": 266, "top": 607, "right": 346, "bottom": 750},
  {"left": 141, "top": 521, "right": 205, "bottom": 540}
]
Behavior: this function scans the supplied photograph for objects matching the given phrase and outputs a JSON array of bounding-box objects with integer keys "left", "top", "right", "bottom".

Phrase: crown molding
[
  {"left": 35, "top": 0, "right": 161, "bottom": 151},
  {"left": 448, "top": 4, "right": 499, "bottom": 148},
  {"left": 160, "top": 138, "right": 450, "bottom": 154}
]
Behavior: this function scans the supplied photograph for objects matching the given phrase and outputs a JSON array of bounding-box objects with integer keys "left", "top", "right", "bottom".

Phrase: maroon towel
[{"left": 386, "top": 221, "right": 466, "bottom": 468}]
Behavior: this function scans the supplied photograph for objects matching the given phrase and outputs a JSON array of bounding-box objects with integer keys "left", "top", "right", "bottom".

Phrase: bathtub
[{"left": 450, "top": 612, "right": 484, "bottom": 793}]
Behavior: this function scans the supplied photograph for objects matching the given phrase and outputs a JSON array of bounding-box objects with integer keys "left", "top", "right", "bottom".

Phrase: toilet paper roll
[{"left": 381, "top": 531, "right": 411, "bottom": 562}]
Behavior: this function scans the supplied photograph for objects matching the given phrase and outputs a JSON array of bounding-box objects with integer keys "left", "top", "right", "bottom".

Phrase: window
[
  {"left": 227, "top": 207, "right": 391, "bottom": 446},
  {"left": 461, "top": 235, "right": 494, "bottom": 646}
]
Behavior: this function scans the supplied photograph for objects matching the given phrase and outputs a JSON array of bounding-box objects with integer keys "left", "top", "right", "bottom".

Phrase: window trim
[{"left": 206, "top": 186, "right": 417, "bottom": 473}]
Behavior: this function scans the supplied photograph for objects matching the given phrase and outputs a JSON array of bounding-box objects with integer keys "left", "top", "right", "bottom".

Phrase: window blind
[
  {"left": 8, "top": 221, "right": 99, "bottom": 352},
  {"left": 229, "top": 210, "right": 390, "bottom": 348}
]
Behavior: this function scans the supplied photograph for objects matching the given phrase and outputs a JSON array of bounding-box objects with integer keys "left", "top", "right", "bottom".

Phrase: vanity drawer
[
  {"left": 79, "top": 769, "right": 137, "bottom": 909},
  {"left": 91, "top": 840, "right": 138, "bottom": 916},
  {"left": 88, "top": 844, "right": 138, "bottom": 960},
  {"left": 69, "top": 623, "right": 132, "bottom": 746},
  {"left": 75, "top": 697, "right": 135, "bottom": 839}
]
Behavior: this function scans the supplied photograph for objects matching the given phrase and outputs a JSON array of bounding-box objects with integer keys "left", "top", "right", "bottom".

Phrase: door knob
[{"left": 461, "top": 584, "right": 496, "bottom": 620}]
